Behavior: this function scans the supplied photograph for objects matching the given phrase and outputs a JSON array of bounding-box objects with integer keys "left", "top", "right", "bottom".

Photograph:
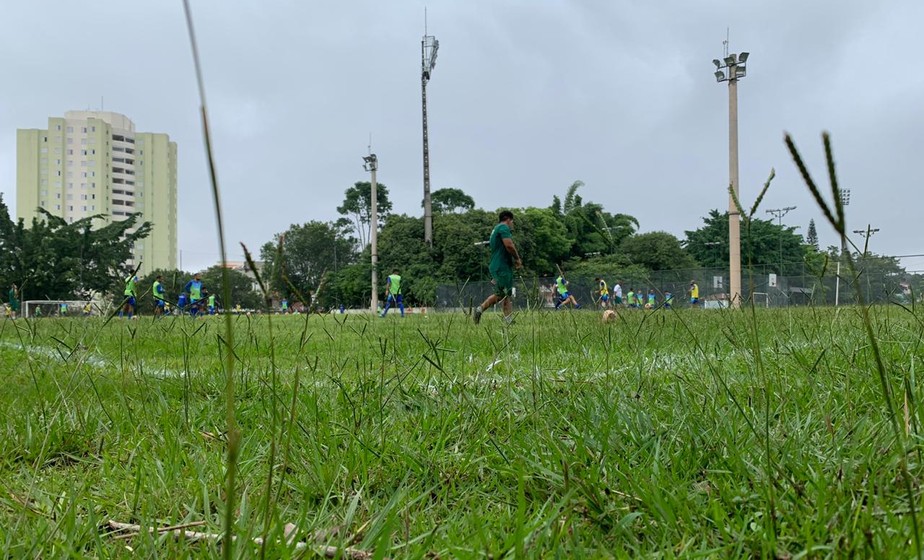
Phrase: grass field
[{"left": 1, "top": 305, "right": 923, "bottom": 558}]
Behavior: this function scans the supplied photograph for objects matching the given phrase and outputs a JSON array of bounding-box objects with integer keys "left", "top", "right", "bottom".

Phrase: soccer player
[
  {"left": 208, "top": 293, "right": 217, "bottom": 315},
  {"left": 626, "top": 287, "right": 636, "bottom": 309},
  {"left": 664, "top": 291, "right": 673, "bottom": 309},
  {"left": 381, "top": 270, "right": 405, "bottom": 317},
  {"left": 689, "top": 280, "right": 700, "bottom": 307},
  {"left": 594, "top": 277, "right": 610, "bottom": 308},
  {"left": 280, "top": 298, "right": 289, "bottom": 314},
  {"left": 473, "top": 210, "right": 522, "bottom": 325},
  {"left": 8, "top": 284, "right": 19, "bottom": 320},
  {"left": 612, "top": 282, "right": 623, "bottom": 307},
  {"left": 185, "top": 273, "right": 204, "bottom": 317},
  {"left": 554, "top": 274, "right": 580, "bottom": 309},
  {"left": 647, "top": 289, "right": 656, "bottom": 309},
  {"left": 120, "top": 275, "right": 137, "bottom": 319},
  {"left": 153, "top": 275, "right": 167, "bottom": 318}
]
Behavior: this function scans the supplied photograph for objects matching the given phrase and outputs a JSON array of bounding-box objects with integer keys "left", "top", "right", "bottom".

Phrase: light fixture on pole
[
  {"left": 834, "top": 189, "right": 851, "bottom": 307},
  {"left": 853, "top": 225, "right": 880, "bottom": 252},
  {"left": 421, "top": 27, "right": 439, "bottom": 247},
  {"left": 766, "top": 205, "right": 796, "bottom": 275},
  {"left": 713, "top": 49, "right": 749, "bottom": 308},
  {"left": 363, "top": 153, "right": 379, "bottom": 314}
]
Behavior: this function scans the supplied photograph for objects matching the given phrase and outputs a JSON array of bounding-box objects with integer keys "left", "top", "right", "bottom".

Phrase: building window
[
  {"left": 67, "top": 126, "right": 73, "bottom": 133},
  {"left": 56, "top": 159, "right": 61, "bottom": 165},
  {"left": 41, "top": 201, "right": 46, "bottom": 207},
  {"left": 66, "top": 194, "right": 73, "bottom": 201},
  {"left": 91, "top": 194, "right": 96, "bottom": 200},
  {"left": 81, "top": 138, "right": 87, "bottom": 145},
  {"left": 56, "top": 193, "right": 61, "bottom": 199},
  {"left": 56, "top": 125, "right": 61, "bottom": 131},
  {"left": 43, "top": 136, "right": 47, "bottom": 142},
  {"left": 81, "top": 183, "right": 87, "bottom": 189},
  {"left": 82, "top": 127, "right": 87, "bottom": 133},
  {"left": 67, "top": 138, "right": 73, "bottom": 144},
  {"left": 82, "top": 206, "right": 87, "bottom": 211},
  {"left": 56, "top": 204, "right": 60, "bottom": 210},
  {"left": 56, "top": 170, "right": 61, "bottom": 176},
  {"left": 91, "top": 126, "right": 96, "bottom": 132},
  {"left": 41, "top": 147, "right": 48, "bottom": 153},
  {"left": 91, "top": 205, "right": 95, "bottom": 211},
  {"left": 67, "top": 149, "right": 73, "bottom": 155}
]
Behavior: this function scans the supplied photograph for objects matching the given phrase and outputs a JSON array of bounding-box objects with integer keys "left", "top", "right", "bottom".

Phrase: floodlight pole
[
  {"left": 713, "top": 51, "right": 748, "bottom": 308},
  {"left": 364, "top": 153, "right": 379, "bottom": 314},
  {"left": 766, "top": 206, "right": 796, "bottom": 276},
  {"left": 834, "top": 189, "right": 850, "bottom": 306},
  {"left": 421, "top": 34, "right": 439, "bottom": 247}
]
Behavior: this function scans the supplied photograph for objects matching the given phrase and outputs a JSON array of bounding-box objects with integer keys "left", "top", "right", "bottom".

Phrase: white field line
[{"left": 0, "top": 340, "right": 186, "bottom": 379}]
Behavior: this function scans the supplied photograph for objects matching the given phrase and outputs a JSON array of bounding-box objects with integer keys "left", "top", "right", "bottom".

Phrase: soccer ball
[{"left": 602, "top": 309, "right": 617, "bottom": 323}]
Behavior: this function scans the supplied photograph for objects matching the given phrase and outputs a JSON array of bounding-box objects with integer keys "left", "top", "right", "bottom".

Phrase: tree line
[
  {"left": 259, "top": 180, "right": 892, "bottom": 308},
  {"left": 3, "top": 183, "right": 915, "bottom": 311}
]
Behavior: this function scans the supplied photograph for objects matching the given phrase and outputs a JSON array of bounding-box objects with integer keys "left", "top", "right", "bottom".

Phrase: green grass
[{"left": 1, "top": 305, "right": 923, "bottom": 557}]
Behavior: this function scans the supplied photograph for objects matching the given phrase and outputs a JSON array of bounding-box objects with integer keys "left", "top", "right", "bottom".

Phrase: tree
[
  {"left": 0, "top": 194, "right": 152, "bottom": 302},
  {"left": 261, "top": 221, "right": 356, "bottom": 303},
  {"left": 337, "top": 181, "right": 392, "bottom": 249},
  {"left": 197, "top": 265, "right": 263, "bottom": 310},
  {"left": 430, "top": 188, "right": 475, "bottom": 214},
  {"left": 550, "top": 180, "right": 640, "bottom": 259},
  {"left": 806, "top": 219, "right": 819, "bottom": 250},
  {"left": 620, "top": 231, "right": 697, "bottom": 271},
  {"left": 684, "top": 210, "right": 807, "bottom": 275}
]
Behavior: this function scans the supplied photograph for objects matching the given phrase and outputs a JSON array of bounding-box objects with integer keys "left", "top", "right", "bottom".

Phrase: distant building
[{"left": 16, "top": 111, "right": 177, "bottom": 276}]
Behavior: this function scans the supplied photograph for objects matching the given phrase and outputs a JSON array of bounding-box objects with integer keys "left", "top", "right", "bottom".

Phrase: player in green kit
[
  {"left": 473, "top": 211, "right": 522, "bottom": 325},
  {"left": 380, "top": 270, "right": 404, "bottom": 317}
]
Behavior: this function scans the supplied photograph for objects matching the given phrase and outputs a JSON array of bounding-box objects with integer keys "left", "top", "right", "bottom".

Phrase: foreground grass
[{"left": 1, "top": 305, "right": 923, "bottom": 557}]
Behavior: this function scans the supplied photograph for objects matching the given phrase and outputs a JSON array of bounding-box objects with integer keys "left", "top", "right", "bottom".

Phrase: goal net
[{"left": 22, "top": 300, "right": 101, "bottom": 319}]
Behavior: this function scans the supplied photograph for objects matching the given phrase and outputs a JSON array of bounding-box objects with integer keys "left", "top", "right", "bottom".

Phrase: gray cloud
[{"left": 2, "top": 1, "right": 922, "bottom": 272}]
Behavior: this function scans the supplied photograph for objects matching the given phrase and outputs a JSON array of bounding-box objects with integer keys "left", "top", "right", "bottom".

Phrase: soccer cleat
[{"left": 473, "top": 306, "right": 483, "bottom": 324}]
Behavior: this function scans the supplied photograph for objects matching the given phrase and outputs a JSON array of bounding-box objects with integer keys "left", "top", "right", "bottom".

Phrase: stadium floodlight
[
  {"left": 364, "top": 152, "right": 379, "bottom": 314},
  {"left": 421, "top": 32, "right": 440, "bottom": 246},
  {"left": 713, "top": 47, "right": 750, "bottom": 308}
]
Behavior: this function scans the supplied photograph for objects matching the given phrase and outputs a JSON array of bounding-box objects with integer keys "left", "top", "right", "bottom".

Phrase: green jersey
[
  {"left": 208, "top": 294, "right": 216, "bottom": 307},
  {"left": 556, "top": 276, "right": 568, "bottom": 296},
  {"left": 489, "top": 223, "right": 513, "bottom": 274},
  {"left": 153, "top": 280, "right": 165, "bottom": 301},
  {"left": 124, "top": 276, "right": 136, "bottom": 297},
  {"left": 387, "top": 274, "right": 402, "bottom": 295}
]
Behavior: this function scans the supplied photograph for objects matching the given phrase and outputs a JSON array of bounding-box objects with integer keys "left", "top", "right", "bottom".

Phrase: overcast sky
[{"left": 2, "top": 1, "right": 923, "bottom": 273}]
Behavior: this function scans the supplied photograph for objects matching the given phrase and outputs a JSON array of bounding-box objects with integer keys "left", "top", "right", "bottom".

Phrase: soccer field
[{"left": 1, "top": 306, "right": 922, "bottom": 557}]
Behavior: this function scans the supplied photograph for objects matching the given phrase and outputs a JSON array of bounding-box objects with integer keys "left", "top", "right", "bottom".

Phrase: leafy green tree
[
  {"left": 337, "top": 181, "right": 392, "bottom": 248},
  {"left": 430, "top": 188, "right": 476, "bottom": 214},
  {"left": 261, "top": 221, "right": 356, "bottom": 303},
  {"left": 515, "top": 207, "right": 571, "bottom": 275},
  {"left": 197, "top": 265, "right": 263, "bottom": 310},
  {"left": 551, "top": 181, "right": 639, "bottom": 259},
  {"left": 621, "top": 231, "right": 696, "bottom": 271},
  {"left": 0, "top": 195, "right": 152, "bottom": 302},
  {"left": 684, "top": 210, "right": 806, "bottom": 275}
]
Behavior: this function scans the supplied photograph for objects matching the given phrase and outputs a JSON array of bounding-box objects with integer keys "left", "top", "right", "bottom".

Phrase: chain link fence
[{"left": 436, "top": 262, "right": 913, "bottom": 310}]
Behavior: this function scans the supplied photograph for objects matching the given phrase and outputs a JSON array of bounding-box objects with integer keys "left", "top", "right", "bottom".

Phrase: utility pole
[
  {"left": 766, "top": 206, "right": 796, "bottom": 275},
  {"left": 713, "top": 49, "right": 749, "bottom": 308},
  {"left": 421, "top": 25, "right": 439, "bottom": 246},
  {"left": 363, "top": 153, "right": 379, "bottom": 314},
  {"left": 853, "top": 225, "right": 879, "bottom": 303}
]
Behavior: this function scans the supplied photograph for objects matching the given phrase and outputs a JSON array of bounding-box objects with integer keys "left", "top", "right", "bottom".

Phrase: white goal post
[{"left": 22, "top": 300, "right": 101, "bottom": 319}]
